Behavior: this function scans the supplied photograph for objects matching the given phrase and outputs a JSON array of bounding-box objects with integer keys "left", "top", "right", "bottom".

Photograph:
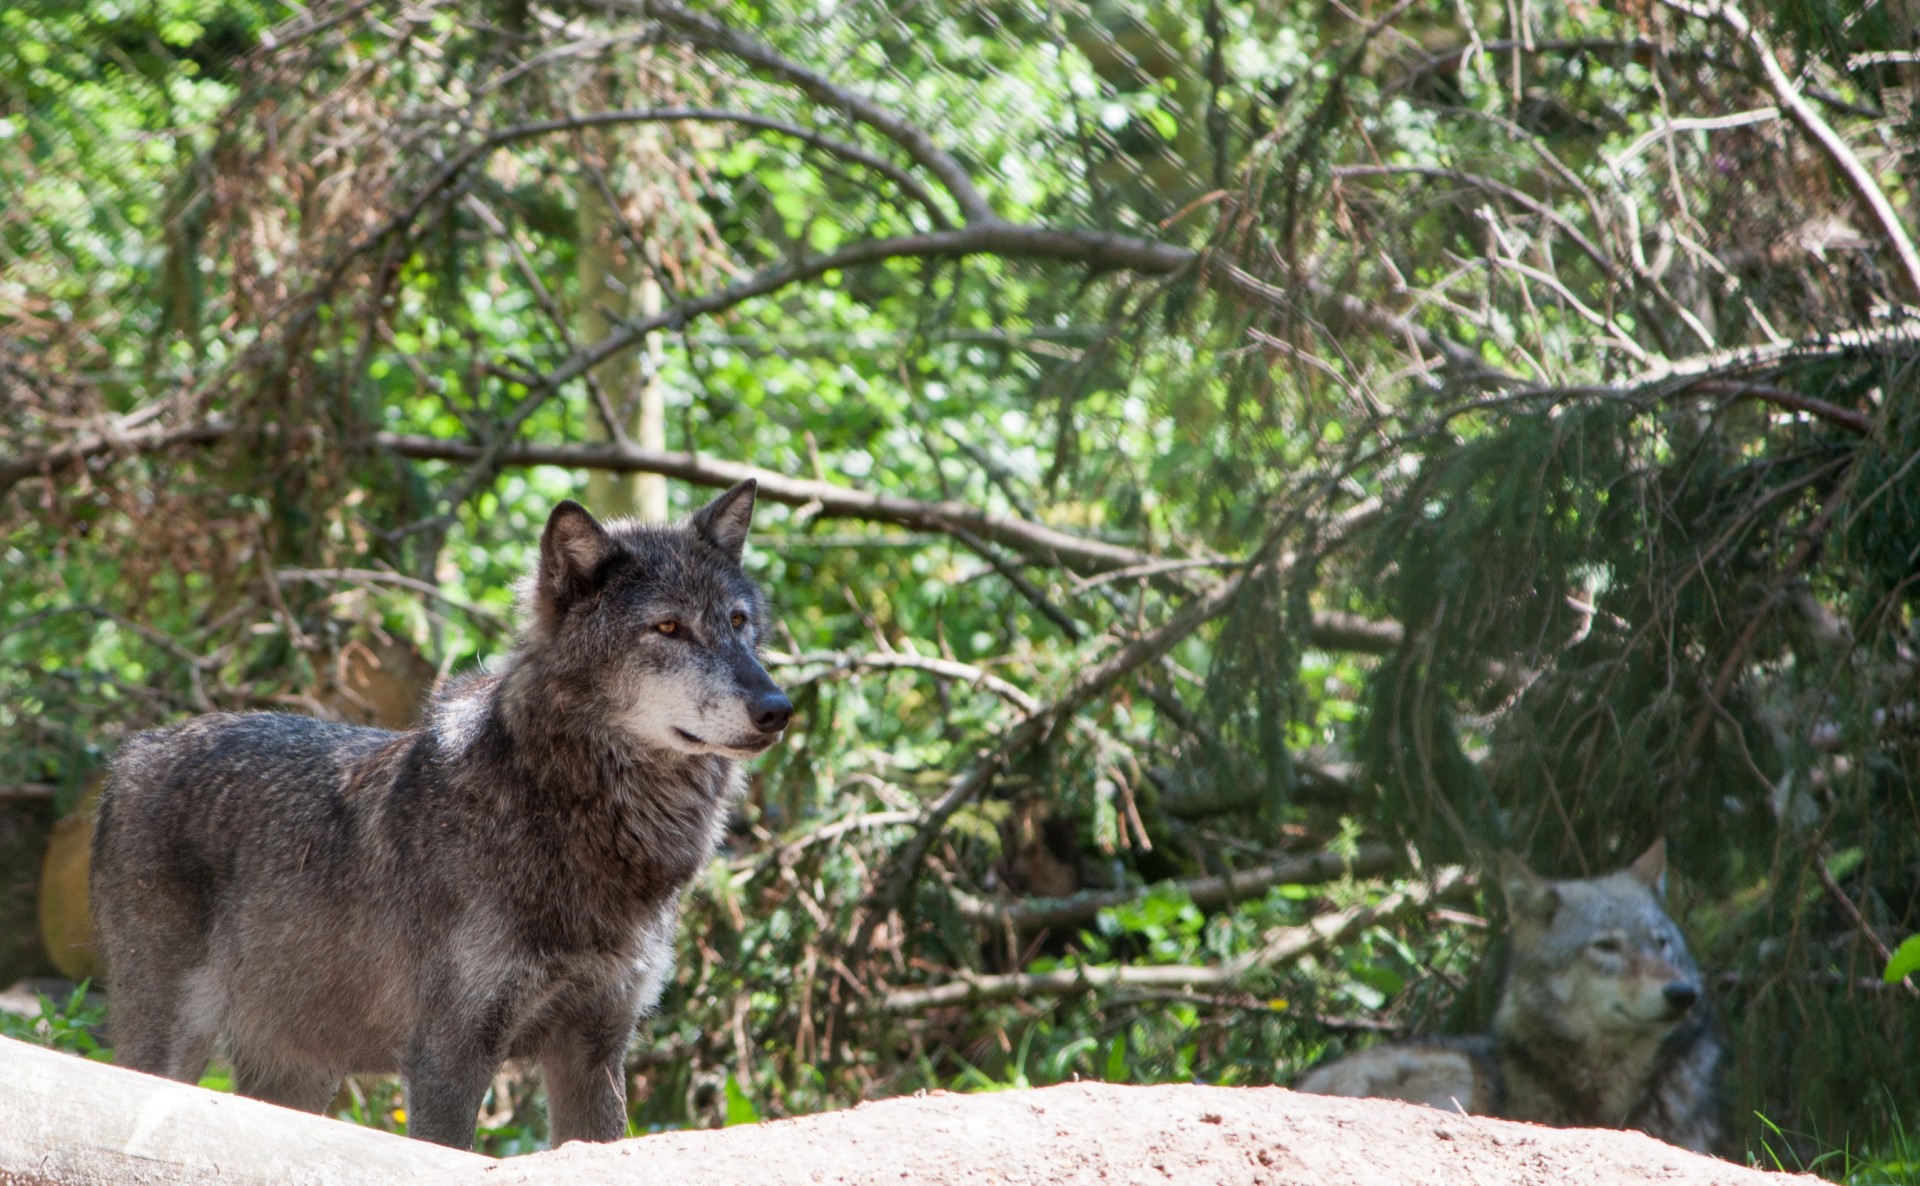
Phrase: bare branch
[
  {"left": 375, "top": 431, "right": 1156, "bottom": 575},
  {"left": 538, "top": 223, "right": 1194, "bottom": 397},
  {"left": 1689, "top": 379, "right": 1875, "bottom": 436},
  {"left": 879, "top": 867, "right": 1470, "bottom": 1012}
]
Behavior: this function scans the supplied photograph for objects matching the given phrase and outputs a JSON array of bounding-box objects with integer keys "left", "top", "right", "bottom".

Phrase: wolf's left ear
[
  {"left": 1626, "top": 837, "right": 1668, "bottom": 899},
  {"left": 1499, "top": 851, "right": 1559, "bottom": 925},
  {"left": 690, "top": 479, "right": 757, "bottom": 563}
]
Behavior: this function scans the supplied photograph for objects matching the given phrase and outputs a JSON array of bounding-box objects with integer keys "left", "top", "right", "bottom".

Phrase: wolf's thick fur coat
[
  {"left": 92, "top": 482, "right": 791, "bottom": 1150},
  {"left": 1295, "top": 842, "right": 1723, "bottom": 1154}
]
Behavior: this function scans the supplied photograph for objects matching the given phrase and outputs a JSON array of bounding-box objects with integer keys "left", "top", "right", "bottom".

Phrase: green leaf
[
  {"left": 1104, "top": 1033, "right": 1128, "bottom": 1083},
  {"left": 722, "top": 1074, "right": 761, "bottom": 1127},
  {"left": 1884, "top": 935, "right": 1920, "bottom": 984}
]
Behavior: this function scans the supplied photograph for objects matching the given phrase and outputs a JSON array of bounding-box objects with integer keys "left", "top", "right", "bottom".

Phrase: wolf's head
[
  {"left": 516, "top": 480, "right": 792, "bottom": 759},
  {"left": 1496, "top": 840, "right": 1704, "bottom": 1046}
]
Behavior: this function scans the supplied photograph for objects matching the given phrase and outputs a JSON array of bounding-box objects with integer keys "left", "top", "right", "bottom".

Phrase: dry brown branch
[
  {"left": 879, "top": 866, "right": 1469, "bottom": 1011},
  {"left": 1693, "top": 0, "right": 1920, "bottom": 300},
  {"left": 1688, "top": 379, "right": 1876, "bottom": 436},
  {"left": 945, "top": 842, "right": 1403, "bottom": 933},
  {"left": 0, "top": 417, "right": 233, "bottom": 500}
]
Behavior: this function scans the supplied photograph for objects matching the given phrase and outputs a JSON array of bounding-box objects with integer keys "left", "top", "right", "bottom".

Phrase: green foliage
[
  {"left": 1885, "top": 937, "right": 1920, "bottom": 986},
  {"left": 0, "top": 982, "right": 108, "bottom": 1061}
]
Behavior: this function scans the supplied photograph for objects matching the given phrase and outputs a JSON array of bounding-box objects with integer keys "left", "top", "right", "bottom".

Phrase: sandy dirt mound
[{"left": 434, "top": 1082, "right": 1814, "bottom": 1186}]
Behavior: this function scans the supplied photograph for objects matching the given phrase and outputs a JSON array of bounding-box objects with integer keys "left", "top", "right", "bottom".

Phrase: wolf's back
[{"left": 95, "top": 713, "right": 409, "bottom": 920}]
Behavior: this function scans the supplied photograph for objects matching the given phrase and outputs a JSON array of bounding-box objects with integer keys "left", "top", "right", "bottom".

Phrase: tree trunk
[{"left": 576, "top": 78, "right": 667, "bottom": 522}]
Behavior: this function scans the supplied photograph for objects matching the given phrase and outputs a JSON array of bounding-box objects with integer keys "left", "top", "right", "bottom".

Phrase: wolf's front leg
[
  {"left": 540, "top": 1018, "right": 634, "bottom": 1144},
  {"left": 402, "top": 1033, "right": 500, "bottom": 1150}
]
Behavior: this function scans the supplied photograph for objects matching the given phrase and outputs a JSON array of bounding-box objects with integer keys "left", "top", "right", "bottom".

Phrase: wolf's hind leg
[{"left": 232, "top": 1058, "right": 342, "bottom": 1113}]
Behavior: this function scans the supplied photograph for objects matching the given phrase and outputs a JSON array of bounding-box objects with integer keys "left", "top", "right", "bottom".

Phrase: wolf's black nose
[
  {"left": 1663, "top": 982, "right": 1699, "bottom": 1014},
  {"left": 751, "top": 691, "right": 793, "bottom": 733}
]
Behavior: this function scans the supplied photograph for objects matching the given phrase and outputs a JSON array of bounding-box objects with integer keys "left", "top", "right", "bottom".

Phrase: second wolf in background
[{"left": 1294, "top": 841, "right": 1723, "bottom": 1154}]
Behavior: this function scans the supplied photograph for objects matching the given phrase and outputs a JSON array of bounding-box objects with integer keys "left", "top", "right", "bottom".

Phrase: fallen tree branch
[
  {"left": 945, "top": 842, "right": 1403, "bottom": 933},
  {"left": 377, "top": 431, "right": 1156, "bottom": 575},
  {"left": 879, "top": 866, "right": 1470, "bottom": 1011}
]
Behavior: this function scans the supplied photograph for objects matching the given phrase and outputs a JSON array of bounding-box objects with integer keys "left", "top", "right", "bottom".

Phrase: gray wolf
[
  {"left": 1294, "top": 841, "right": 1723, "bottom": 1154},
  {"left": 92, "top": 482, "right": 791, "bottom": 1150}
]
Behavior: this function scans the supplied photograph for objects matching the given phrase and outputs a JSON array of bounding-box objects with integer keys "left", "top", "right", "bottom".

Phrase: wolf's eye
[
  {"left": 731, "top": 611, "right": 748, "bottom": 630},
  {"left": 1590, "top": 936, "right": 1623, "bottom": 955},
  {"left": 654, "top": 620, "right": 680, "bottom": 636}
]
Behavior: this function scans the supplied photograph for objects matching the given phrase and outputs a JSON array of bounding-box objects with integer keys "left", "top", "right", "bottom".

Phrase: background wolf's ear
[
  {"left": 1626, "top": 837, "right": 1668, "bottom": 898},
  {"left": 539, "top": 500, "right": 614, "bottom": 605},
  {"left": 690, "top": 479, "right": 757, "bottom": 563},
  {"left": 1499, "top": 851, "right": 1560, "bottom": 925}
]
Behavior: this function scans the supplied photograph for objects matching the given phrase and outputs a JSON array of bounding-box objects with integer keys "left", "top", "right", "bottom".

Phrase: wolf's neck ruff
[{"left": 92, "top": 481, "right": 791, "bottom": 1151}]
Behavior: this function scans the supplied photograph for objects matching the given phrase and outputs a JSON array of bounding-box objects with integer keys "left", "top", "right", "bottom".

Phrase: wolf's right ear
[
  {"left": 1499, "top": 851, "right": 1559, "bottom": 926},
  {"left": 689, "top": 479, "right": 757, "bottom": 563},
  {"left": 539, "top": 500, "right": 614, "bottom": 606}
]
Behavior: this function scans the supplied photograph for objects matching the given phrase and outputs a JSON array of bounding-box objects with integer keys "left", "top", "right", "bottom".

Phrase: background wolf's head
[
  {"left": 510, "top": 480, "right": 792, "bottom": 759},
  {"left": 1497, "top": 842, "right": 1703, "bottom": 1045}
]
